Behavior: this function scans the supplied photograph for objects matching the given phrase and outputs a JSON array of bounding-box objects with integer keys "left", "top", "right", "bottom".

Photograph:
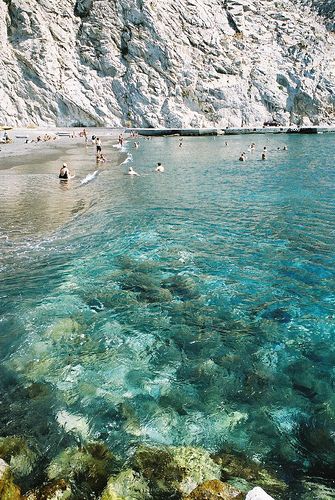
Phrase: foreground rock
[
  {"left": 132, "top": 445, "right": 221, "bottom": 497},
  {"left": 101, "top": 469, "right": 151, "bottom": 500},
  {"left": 184, "top": 479, "right": 244, "bottom": 499},
  {"left": 24, "top": 479, "right": 72, "bottom": 500},
  {"left": 0, "top": 458, "right": 21, "bottom": 499}
]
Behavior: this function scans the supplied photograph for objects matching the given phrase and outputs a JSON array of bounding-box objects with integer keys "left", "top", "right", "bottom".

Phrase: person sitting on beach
[
  {"left": 239, "top": 152, "right": 247, "bottom": 161},
  {"left": 155, "top": 162, "right": 165, "bottom": 173},
  {"left": 127, "top": 166, "right": 140, "bottom": 176},
  {"left": 59, "top": 163, "right": 71, "bottom": 179}
]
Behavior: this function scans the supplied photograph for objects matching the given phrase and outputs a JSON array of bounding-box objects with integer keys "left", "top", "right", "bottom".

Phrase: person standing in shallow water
[
  {"left": 59, "top": 163, "right": 70, "bottom": 179},
  {"left": 96, "top": 137, "right": 102, "bottom": 154}
]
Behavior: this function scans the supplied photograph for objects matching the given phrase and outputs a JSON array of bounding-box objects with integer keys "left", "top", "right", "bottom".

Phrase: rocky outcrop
[
  {"left": 0, "top": 458, "right": 21, "bottom": 500},
  {"left": 0, "top": 0, "right": 334, "bottom": 127}
]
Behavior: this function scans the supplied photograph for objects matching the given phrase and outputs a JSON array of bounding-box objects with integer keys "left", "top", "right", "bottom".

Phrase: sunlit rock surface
[{"left": 0, "top": 0, "right": 334, "bottom": 127}]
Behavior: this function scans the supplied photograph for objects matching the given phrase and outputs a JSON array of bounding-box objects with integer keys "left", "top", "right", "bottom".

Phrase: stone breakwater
[{"left": 0, "top": 0, "right": 335, "bottom": 128}]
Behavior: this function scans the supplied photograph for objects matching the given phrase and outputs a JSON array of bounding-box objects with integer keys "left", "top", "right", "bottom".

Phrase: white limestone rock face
[{"left": 0, "top": 0, "right": 334, "bottom": 127}]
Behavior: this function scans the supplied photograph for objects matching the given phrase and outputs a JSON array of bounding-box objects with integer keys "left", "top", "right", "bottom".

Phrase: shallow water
[{"left": 1, "top": 133, "right": 335, "bottom": 496}]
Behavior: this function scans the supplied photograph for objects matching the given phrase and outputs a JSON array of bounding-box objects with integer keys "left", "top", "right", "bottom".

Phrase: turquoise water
[{"left": 1, "top": 134, "right": 335, "bottom": 496}]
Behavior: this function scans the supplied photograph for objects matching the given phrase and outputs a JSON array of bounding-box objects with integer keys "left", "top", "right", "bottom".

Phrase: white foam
[
  {"left": 121, "top": 153, "right": 133, "bottom": 165},
  {"left": 80, "top": 170, "right": 98, "bottom": 185}
]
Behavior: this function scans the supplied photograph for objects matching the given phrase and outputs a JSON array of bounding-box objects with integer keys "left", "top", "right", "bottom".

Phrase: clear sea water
[{"left": 1, "top": 133, "right": 335, "bottom": 497}]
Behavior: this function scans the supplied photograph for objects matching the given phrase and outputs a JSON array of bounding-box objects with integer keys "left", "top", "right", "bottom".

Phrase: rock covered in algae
[
  {"left": 0, "top": 458, "right": 21, "bottom": 500},
  {"left": 300, "top": 480, "right": 335, "bottom": 499},
  {"left": 215, "top": 452, "right": 287, "bottom": 495},
  {"left": 101, "top": 469, "right": 151, "bottom": 500},
  {"left": 245, "top": 486, "right": 274, "bottom": 500},
  {"left": 184, "top": 479, "right": 243, "bottom": 499},
  {"left": 24, "top": 479, "right": 72, "bottom": 500},
  {"left": 47, "top": 442, "right": 115, "bottom": 493},
  {"left": 0, "top": 435, "right": 38, "bottom": 477},
  {"left": 132, "top": 445, "right": 221, "bottom": 497}
]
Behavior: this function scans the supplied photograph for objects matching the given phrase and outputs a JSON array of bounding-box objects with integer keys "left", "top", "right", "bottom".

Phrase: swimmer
[
  {"left": 127, "top": 166, "right": 140, "bottom": 176},
  {"left": 239, "top": 152, "right": 247, "bottom": 161},
  {"left": 59, "top": 162, "right": 74, "bottom": 180},
  {"left": 261, "top": 152, "right": 267, "bottom": 160},
  {"left": 133, "top": 141, "right": 139, "bottom": 148},
  {"left": 96, "top": 153, "right": 106, "bottom": 163},
  {"left": 283, "top": 145, "right": 288, "bottom": 150},
  {"left": 155, "top": 162, "right": 165, "bottom": 173},
  {"left": 179, "top": 138, "right": 183, "bottom": 147}
]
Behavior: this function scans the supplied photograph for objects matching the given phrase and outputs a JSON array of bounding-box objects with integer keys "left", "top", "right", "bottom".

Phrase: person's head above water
[{"left": 62, "top": 163, "right": 68, "bottom": 168}]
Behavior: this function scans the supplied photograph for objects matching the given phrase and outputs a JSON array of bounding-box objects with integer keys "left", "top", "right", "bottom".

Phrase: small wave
[
  {"left": 80, "top": 171, "right": 98, "bottom": 185},
  {"left": 120, "top": 153, "right": 133, "bottom": 165}
]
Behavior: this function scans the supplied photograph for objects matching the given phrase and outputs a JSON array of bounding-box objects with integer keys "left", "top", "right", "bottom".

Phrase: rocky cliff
[{"left": 0, "top": 0, "right": 335, "bottom": 127}]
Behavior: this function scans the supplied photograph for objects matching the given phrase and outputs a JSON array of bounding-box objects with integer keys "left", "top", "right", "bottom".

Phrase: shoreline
[{"left": 0, "top": 127, "right": 124, "bottom": 170}]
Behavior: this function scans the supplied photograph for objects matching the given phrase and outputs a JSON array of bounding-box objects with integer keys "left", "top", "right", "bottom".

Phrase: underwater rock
[
  {"left": 215, "top": 451, "right": 287, "bottom": 496},
  {"left": 184, "top": 479, "right": 243, "bottom": 499},
  {"left": 260, "top": 307, "right": 291, "bottom": 324},
  {"left": 24, "top": 479, "right": 72, "bottom": 500},
  {"left": 47, "top": 442, "right": 115, "bottom": 494},
  {"left": 46, "top": 318, "right": 82, "bottom": 341},
  {"left": 0, "top": 458, "right": 21, "bottom": 499},
  {"left": 101, "top": 469, "right": 151, "bottom": 500},
  {"left": 245, "top": 486, "right": 274, "bottom": 499},
  {"left": 132, "top": 445, "right": 221, "bottom": 497},
  {"left": 139, "top": 286, "right": 173, "bottom": 304},
  {"left": 162, "top": 275, "right": 200, "bottom": 301},
  {"left": 56, "top": 410, "right": 90, "bottom": 440},
  {"left": 0, "top": 436, "right": 38, "bottom": 477}
]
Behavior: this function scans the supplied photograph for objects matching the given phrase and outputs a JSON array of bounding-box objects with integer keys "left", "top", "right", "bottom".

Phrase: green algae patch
[
  {"left": 101, "top": 469, "right": 151, "bottom": 500},
  {"left": 24, "top": 479, "right": 72, "bottom": 500},
  {"left": 215, "top": 452, "right": 287, "bottom": 496},
  {"left": 184, "top": 479, "right": 244, "bottom": 499},
  {"left": 0, "top": 436, "right": 38, "bottom": 477},
  {"left": 132, "top": 445, "right": 221, "bottom": 497},
  {"left": 47, "top": 442, "right": 115, "bottom": 494}
]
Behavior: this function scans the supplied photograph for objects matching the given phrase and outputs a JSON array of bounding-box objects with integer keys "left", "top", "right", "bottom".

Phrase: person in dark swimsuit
[{"left": 59, "top": 163, "right": 70, "bottom": 179}]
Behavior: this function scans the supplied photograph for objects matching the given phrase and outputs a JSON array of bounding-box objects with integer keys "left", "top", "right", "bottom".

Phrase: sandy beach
[{"left": 0, "top": 127, "right": 124, "bottom": 170}]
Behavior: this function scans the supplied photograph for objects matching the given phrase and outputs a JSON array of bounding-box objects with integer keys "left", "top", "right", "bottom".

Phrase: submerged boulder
[
  {"left": 47, "top": 442, "right": 115, "bottom": 494},
  {"left": 46, "top": 318, "right": 83, "bottom": 341},
  {"left": 215, "top": 451, "right": 287, "bottom": 496},
  {"left": 101, "top": 469, "right": 151, "bottom": 500},
  {"left": 0, "top": 458, "right": 21, "bottom": 499},
  {"left": 132, "top": 445, "right": 221, "bottom": 497},
  {"left": 0, "top": 435, "right": 38, "bottom": 477},
  {"left": 184, "top": 479, "right": 243, "bottom": 499}
]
